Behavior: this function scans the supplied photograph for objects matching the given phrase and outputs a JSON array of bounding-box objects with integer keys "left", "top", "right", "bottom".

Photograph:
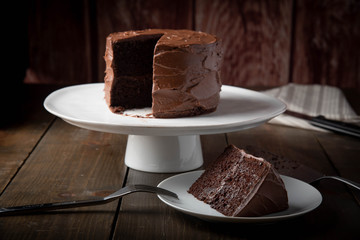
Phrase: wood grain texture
[
  {"left": 95, "top": 0, "right": 193, "bottom": 83},
  {"left": 313, "top": 92, "right": 360, "bottom": 204},
  {"left": 1, "top": 85, "right": 360, "bottom": 239},
  {"left": 291, "top": 0, "right": 360, "bottom": 89},
  {"left": 227, "top": 124, "right": 360, "bottom": 239},
  {"left": 227, "top": 124, "right": 338, "bottom": 178},
  {"left": 24, "top": 0, "right": 94, "bottom": 84},
  {"left": 0, "top": 119, "right": 128, "bottom": 239},
  {"left": 314, "top": 132, "right": 360, "bottom": 182},
  {"left": 0, "top": 86, "right": 56, "bottom": 193},
  {"left": 113, "top": 126, "right": 360, "bottom": 239},
  {"left": 113, "top": 134, "right": 229, "bottom": 240},
  {"left": 314, "top": 131, "right": 360, "bottom": 205},
  {"left": 195, "top": 0, "right": 292, "bottom": 87},
  {"left": 22, "top": 0, "right": 360, "bottom": 90}
]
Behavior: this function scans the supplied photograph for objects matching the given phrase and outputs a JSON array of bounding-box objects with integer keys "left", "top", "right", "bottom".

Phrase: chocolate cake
[
  {"left": 188, "top": 145, "right": 288, "bottom": 217},
  {"left": 104, "top": 29, "right": 222, "bottom": 118}
]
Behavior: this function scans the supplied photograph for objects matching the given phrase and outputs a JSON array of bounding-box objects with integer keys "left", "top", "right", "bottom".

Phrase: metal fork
[
  {"left": 0, "top": 185, "right": 178, "bottom": 216},
  {"left": 310, "top": 176, "right": 360, "bottom": 191}
]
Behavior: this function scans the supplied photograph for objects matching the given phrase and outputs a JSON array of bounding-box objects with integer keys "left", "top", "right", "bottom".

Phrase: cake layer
[
  {"left": 188, "top": 145, "right": 288, "bottom": 217},
  {"left": 104, "top": 29, "right": 222, "bottom": 118},
  {"left": 104, "top": 32, "right": 162, "bottom": 113}
]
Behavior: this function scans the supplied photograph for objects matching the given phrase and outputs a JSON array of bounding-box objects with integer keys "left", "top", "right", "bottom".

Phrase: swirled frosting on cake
[{"left": 104, "top": 29, "right": 223, "bottom": 118}]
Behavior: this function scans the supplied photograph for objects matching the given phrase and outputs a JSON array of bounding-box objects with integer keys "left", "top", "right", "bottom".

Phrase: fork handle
[
  {"left": 312, "top": 176, "right": 360, "bottom": 191},
  {"left": 0, "top": 198, "right": 109, "bottom": 216}
]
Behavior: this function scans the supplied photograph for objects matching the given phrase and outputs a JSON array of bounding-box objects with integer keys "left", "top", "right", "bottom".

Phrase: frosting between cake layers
[{"left": 188, "top": 145, "right": 289, "bottom": 217}]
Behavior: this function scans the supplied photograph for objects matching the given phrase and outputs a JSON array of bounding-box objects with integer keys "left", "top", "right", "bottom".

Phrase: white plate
[
  {"left": 43, "top": 83, "right": 286, "bottom": 136},
  {"left": 157, "top": 170, "right": 322, "bottom": 223}
]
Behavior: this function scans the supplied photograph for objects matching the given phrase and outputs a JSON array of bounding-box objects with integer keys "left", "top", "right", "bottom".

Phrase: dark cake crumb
[
  {"left": 110, "top": 34, "right": 163, "bottom": 111},
  {"left": 188, "top": 145, "right": 288, "bottom": 217}
]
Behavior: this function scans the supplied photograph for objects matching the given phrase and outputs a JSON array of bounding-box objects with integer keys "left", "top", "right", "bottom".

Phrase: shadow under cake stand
[{"left": 44, "top": 83, "right": 286, "bottom": 173}]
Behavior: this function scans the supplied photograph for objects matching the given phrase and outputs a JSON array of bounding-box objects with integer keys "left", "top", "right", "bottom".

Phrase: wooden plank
[
  {"left": 195, "top": 0, "right": 292, "bottom": 87},
  {"left": 291, "top": 0, "right": 360, "bottom": 89},
  {"left": 24, "top": 0, "right": 94, "bottom": 84},
  {"left": 227, "top": 124, "right": 360, "bottom": 238},
  {"left": 95, "top": 0, "right": 194, "bottom": 83},
  {"left": 313, "top": 89, "right": 360, "bottom": 204},
  {"left": 311, "top": 100, "right": 360, "bottom": 184},
  {"left": 0, "top": 115, "right": 54, "bottom": 193},
  {"left": 227, "top": 124, "right": 337, "bottom": 176},
  {"left": 0, "top": 86, "right": 56, "bottom": 193},
  {"left": 114, "top": 127, "right": 360, "bottom": 239},
  {"left": 0, "top": 119, "right": 128, "bottom": 239},
  {"left": 23, "top": 0, "right": 360, "bottom": 90},
  {"left": 314, "top": 130, "right": 360, "bottom": 203},
  {"left": 113, "top": 134, "right": 228, "bottom": 239}
]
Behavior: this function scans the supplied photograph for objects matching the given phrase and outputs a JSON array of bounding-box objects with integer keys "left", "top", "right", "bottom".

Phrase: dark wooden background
[{"left": 13, "top": 0, "right": 360, "bottom": 90}]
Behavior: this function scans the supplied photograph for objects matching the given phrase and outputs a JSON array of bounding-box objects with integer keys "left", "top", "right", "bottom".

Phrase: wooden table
[{"left": 1, "top": 85, "right": 359, "bottom": 239}]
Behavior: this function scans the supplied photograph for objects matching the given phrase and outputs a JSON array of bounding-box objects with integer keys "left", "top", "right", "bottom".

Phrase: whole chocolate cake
[
  {"left": 188, "top": 145, "right": 288, "bottom": 217},
  {"left": 104, "top": 29, "right": 222, "bottom": 118}
]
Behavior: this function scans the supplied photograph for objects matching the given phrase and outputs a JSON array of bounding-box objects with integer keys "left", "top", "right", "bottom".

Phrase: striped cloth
[{"left": 262, "top": 83, "right": 359, "bottom": 131}]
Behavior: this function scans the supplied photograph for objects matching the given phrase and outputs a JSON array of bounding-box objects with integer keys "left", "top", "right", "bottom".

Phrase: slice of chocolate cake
[{"left": 188, "top": 145, "right": 288, "bottom": 217}]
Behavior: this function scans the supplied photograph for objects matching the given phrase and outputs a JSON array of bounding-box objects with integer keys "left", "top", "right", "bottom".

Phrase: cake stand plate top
[{"left": 44, "top": 83, "right": 286, "bottom": 136}]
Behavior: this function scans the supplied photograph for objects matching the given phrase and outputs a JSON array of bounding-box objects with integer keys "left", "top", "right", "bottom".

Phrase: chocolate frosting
[
  {"left": 188, "top": 145, "right": 288, "bottom": 217},
  {"left": 235, "top": 166, "right": 289, "bottom": 217},
  {"left": 104, "top": 29, "right": 223, "bottom": 118}
]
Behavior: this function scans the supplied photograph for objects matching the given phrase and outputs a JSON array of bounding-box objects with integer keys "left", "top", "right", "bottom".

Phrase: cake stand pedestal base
[{"left": 124, "top": 135, "right": 203, "bottom": 173}]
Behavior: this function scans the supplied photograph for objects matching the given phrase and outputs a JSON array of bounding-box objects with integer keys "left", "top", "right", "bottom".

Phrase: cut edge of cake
[
  {"left": 188, "top": 145, "right": 288, "bottom": 217},
  {"left": 103, "top": 29, "right": 222, "bottom": 118}
]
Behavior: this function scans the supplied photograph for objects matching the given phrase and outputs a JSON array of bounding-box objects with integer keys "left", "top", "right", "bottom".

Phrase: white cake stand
[{"left": 44, "top": 83, "right": 286, "bottom": 173}]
